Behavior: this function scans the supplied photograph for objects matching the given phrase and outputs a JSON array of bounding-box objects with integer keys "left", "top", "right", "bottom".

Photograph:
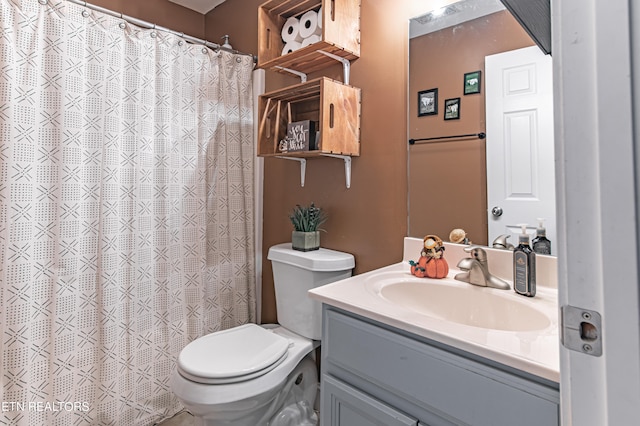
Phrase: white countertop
[{"left": 309, "top": 257, "right": 560, "bottom": 383}]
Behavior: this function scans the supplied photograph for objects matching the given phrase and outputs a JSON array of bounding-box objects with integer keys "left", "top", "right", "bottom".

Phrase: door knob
[{"left": 491, "top": 206, "right": 503, "bottom": 217}]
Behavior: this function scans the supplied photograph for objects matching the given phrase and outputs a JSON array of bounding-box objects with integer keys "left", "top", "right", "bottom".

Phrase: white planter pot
[{"left": 292, "top": 231, "right": 320, "bottom": 251}]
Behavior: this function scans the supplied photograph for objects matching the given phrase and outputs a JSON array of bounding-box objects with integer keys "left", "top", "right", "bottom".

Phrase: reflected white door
[{"left": 485, "top": 46, "right": 555, "bottom": 251}]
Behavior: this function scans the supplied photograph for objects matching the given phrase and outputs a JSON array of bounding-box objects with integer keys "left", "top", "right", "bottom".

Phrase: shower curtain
[{"left": 0, "top": 0, "right": 256, "bottom": 424}]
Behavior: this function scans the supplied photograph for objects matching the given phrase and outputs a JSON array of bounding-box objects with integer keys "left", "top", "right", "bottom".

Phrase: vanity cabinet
[
  {"left": 320, "top": 306, "right": 560, "bottom": 426},
  {"left": 323, "top": 375, "right": 418, "bottom": 426}
]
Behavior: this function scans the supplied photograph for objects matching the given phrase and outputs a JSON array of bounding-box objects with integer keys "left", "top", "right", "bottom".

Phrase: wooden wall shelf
[
  {"left": 257, "top": 76, "right": 361, "bottom": 158},
  {"left": 257, "top": 0, "right": 362, "bottom": 188},
  {"left": 258, "top": 0, "right": 361, "bottom": 76}
]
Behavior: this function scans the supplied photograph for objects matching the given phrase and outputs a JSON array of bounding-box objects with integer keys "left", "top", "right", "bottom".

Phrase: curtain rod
[
  {"left": 408, "top": 132, "right": 486, "bottom": 145},
  {"left": 63, "top": 0, "right": 257, "bottom": 62}
]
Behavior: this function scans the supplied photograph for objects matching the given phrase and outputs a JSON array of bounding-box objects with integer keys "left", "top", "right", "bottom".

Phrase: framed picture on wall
[
  {"left": 444, "top": 98, "right": 460, "bottom": 120},
  {"left": 418, "top": 88, "right": 438, "bottom": 116},
  {"left": 464, "top": 70, "right": 482, "bottom": 95}
]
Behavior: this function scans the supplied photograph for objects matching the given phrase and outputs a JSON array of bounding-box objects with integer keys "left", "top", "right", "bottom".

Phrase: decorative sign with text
[{"left": 278, "top": 120, "right": 316, "bottom": 153}]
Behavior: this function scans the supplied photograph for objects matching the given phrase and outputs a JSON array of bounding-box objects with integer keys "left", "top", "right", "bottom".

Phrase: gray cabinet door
[
  {"left": 323, "top": 307, "right": 559, "bottom": 426},
  {"left": 322, "top": 375, "right": 418, "bottom": 426}
]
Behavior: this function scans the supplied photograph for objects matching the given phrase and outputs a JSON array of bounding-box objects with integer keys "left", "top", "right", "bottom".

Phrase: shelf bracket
[
  {"left": 274, "top": 154, "right": 352, "bottom": 189},
  {"left": 318, "top": 50, "right": 351, "bottom": 85},
  {"left": 274, "top": 66, "right": 307, "bottom": 83},
  {"left": 276, "top": 156, "right": 307, "bottom": 187},
  {"left": 322, "top": 154, "right": 352, "bottom": 188}
]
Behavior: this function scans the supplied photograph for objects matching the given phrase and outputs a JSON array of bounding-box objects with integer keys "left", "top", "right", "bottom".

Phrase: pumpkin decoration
[
  {"left": 424, "top": 255, "right": 449, "bottom": 278},
  {"left": 409, "top": 234, "right": 449, "bottom": 279}
]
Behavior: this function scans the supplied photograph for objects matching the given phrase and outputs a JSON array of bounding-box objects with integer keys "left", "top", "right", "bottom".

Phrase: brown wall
[
  {"left": 204, "top": 0, "right": 298, "bottom": 92},
  {"left": 206, "top": 0, "right": 439, "bottom": 323},
  {"left": 204, "top": 0, "right": 262, "bottom": 56},
  {"left": 408, "top": 11, "right": 534, "bottom": 246},
  {"left": 91, "top": 1, "right": 535, "bottom": 325},
  {"left": 90, "top": 0, "right": 205, "bottom": 38}
]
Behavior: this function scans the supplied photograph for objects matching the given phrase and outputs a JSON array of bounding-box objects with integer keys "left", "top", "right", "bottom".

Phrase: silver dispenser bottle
[{"left": 513, "top": 225, "right": 536, "bottom": 297}]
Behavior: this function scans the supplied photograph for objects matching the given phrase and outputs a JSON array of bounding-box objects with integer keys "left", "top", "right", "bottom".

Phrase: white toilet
[{"left": 170, "top": 243, "right": 355, "bottom": 425}]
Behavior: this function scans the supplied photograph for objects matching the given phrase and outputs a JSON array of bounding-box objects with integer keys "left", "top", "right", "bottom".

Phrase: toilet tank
[{"left": 267, "top": 243, "right": 355, "bottom": 340}]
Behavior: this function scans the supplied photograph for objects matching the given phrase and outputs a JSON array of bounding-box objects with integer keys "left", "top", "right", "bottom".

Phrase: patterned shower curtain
[{"left": 0, "top": 0, "right": 256, "bottom": 424}]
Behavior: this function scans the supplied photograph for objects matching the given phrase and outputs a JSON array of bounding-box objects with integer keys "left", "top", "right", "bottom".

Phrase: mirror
[{"left": 407, "top": 0, "right": 556, "bottom": 254}]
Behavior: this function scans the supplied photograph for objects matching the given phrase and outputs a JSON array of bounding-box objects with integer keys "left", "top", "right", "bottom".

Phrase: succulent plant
[{"left": 289, "top": 203, "right": 327, "bottom": 232}]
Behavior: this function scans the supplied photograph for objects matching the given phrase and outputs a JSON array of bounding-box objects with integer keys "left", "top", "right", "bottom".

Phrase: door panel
[
  {"left": 322, "top": 375, "right": 417, "bottom": 426},
  {"left": 486, "top": 46, "right": 555, "bottom": 251}
]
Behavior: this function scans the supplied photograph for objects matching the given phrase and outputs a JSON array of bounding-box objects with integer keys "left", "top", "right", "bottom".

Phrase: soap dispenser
[
  {"left": 513, "top": 225, "right": 536, "bottom": 297},
  {"left": 532, "top": 218, "right": 551, "bottom": 255}
]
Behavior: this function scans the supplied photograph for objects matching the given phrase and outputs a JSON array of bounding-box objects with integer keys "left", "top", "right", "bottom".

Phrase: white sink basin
[
  {"left": 375, "top": 280, "right": 551, "bottom": 332},
  {"left": 308, "top": 239, "right": 560, "bottom": 382}
]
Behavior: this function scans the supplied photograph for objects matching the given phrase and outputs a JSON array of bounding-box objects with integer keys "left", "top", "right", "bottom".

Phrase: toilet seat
[
  {"left": 177, "top": 324, "right": 291, "bottom": 384},
  {"left": 171, "top": 325, "right": 319, "bottom": 407}
]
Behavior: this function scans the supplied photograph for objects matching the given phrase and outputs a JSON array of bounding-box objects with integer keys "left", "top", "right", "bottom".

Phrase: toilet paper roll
[
  {"left": 298, "top": 10, "right": 321, "bottom": 39},
  {"left": 281, "top": 17, "right": 302, "bottom": 42},
  {"left": 317, "top": 6, "right": 322, "bottom": 29},
  {"left": 300, "top": 34, "right": 321, "bottom": 48},
  {"left": 281, "top": 40, "right": 302, "bottom": 56}
]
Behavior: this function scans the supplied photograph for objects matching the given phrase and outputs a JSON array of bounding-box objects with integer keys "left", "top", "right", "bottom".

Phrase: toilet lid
[{"left": 177, "top": 324, "right": 291, "bottom": 384}]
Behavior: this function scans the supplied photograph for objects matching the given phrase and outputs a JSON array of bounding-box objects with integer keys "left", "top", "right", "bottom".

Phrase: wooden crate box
[
  {"left": 257, "top": 77, "right": 361, "bottom": 157},
  {"left": 258, "top": 0, "right": 361, "bottom": 74}
]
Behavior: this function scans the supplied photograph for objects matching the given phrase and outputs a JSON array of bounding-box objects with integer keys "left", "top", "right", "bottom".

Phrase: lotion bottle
[
  {"left": 513, "top": 225, "right": 536, "bottom": 297},
  {"left": 532, "top": 218, "right": 551, "bottom": 255}
]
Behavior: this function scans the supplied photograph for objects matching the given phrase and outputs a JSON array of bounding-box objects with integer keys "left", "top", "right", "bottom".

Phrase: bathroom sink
[
  {"left": 309, "top": 238, "right": 560, "bottom": 382},
  {"left": 377, "top": 281, "right": 551, "bottom": 332}
]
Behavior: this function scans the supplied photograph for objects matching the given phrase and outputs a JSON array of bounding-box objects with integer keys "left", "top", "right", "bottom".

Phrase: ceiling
[
  {"left": 410, "top": 0, "right": 505, "bottom": 39},
  {"left": 169, "top": 0, "right": 227, "bottom": 14}
]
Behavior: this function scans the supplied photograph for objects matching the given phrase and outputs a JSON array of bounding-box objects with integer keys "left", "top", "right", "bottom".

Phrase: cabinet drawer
[
  {"left": 322, "top": 375, "right": 417, "bottom": 426},
  {"left": 323, "top": 308, "right": 559, "bottom": 426}
]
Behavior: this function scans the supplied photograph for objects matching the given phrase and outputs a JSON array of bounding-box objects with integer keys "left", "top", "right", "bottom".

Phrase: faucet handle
[{"left": 463, "top": 245, "right": 487, "bottom": 262}]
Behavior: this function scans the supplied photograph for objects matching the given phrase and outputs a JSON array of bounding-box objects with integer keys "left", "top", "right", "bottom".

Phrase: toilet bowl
[
  {"left": 170, "top": 243, "right": 355, "bottom": 425},
  {"left": 170, "top": 325, "right": 318, "bottom": 425}
]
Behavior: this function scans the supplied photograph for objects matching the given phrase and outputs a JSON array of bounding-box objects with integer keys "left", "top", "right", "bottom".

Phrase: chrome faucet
[
  {"left": 454, "top": 246, "right": 510, "bottom": 290},
  {"left": 492, "top": 234, "right": 514, "bottom": 250}
]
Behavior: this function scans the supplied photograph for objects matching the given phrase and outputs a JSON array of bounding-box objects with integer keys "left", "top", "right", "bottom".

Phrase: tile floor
[
  {"left": 156, "top": 411, "right": 195, "bottom": 426},
  {"left": 155, "top": 409, "right": 321, "bottom": 425}
]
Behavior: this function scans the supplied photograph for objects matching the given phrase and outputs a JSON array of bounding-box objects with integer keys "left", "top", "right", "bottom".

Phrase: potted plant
[{"left": 289, "top": 203, "right": 327, "bottom": 251}]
